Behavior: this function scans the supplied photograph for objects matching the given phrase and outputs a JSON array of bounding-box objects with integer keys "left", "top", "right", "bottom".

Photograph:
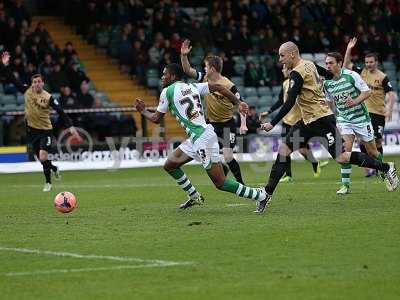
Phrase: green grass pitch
[{"left": 1, "top": 157, "right": 399, "bottom": 300}]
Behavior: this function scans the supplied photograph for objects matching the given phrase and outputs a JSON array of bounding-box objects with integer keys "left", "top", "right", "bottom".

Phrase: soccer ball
[{"left": 54, "top": 191, "right": 77, "bottom": 213}]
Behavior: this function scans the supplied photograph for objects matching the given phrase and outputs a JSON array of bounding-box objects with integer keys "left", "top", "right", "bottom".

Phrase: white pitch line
[
  {"left": 227, "top": 203, "right": 249, "bottom": 207},
  {"left": 3, "top": 263, "right": 187, "bottom": 277},
  {"left": 0, "top": 246, "right": 193, "bottom": 266}
]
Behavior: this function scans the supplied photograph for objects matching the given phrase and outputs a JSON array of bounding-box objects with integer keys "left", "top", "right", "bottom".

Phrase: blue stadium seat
[
  {"left": 0, "top": 94, "right": 16, "bottom": 105},
  {"left": 314, "top": 53, "right": 325, "bottom": 61},
  {"left": 234, "top": 63, "right": 246, "bottom": 75},
  {"left": 232, "top": 56, "right": 245, "bottom": 64},
  {"left": 383, "top": 61, "right": 396, "bottom": 71},
  {"left": 146, "top": 68, "right": 159, "bottom": 78},
  {"left": 272, "top": 86, "right": 282, "bottom": 95},
  {"left": 1, "top": 103, "right": 17, "bottom": 111},
  {"left": 231, "top": 76, "right": 244, "bottom": 86},
  {"left": 302, "top": 53, "right": 314, "bottom": 61},
  {"left": 245, "top": 55, "right": 259, "bottom": 63},
  {"left": 147, "top": 77, "right": 160, "bottom": 88},
  {"left": 257, "top": 86, "right": 272, "bottom": 96},
  {"left": 259, "top": 95, "right": 275, "bottom": 107},
  {"left": 244, "top": 87, "right": 258, "bottom": 97},
  {"left": 16, "top": 94, "right": 25, "bottom": 104},
  {"left": 245, "top": 96, "right": 259, "bottom": 107}
]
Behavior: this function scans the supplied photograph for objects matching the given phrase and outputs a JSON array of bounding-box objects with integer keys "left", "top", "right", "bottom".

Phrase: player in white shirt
[{"left": 135, "top": 64, "right": 267, "bottom": 210}]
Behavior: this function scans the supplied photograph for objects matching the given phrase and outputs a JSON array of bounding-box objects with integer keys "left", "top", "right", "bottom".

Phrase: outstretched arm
[
  {"left": 343, "top": 37, "right": 357, "bottom": 69},
  {"left": 49, "top": 97, "right": 80, "bottom": 139},
  {"left": 135, "top": 98, "right": 164, "bottom": 124},
  {"left": 180, "top": 39, "right": 199, "bottom": 79}
]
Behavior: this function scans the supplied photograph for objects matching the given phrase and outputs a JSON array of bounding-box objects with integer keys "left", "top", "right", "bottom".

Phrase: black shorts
[
  {"left": 369, "top": 113, "right": 385, "bottom": 140},
  {"left": 285, "top": 114, "right": 344, "bottom": 159},
  {"left": 210, "top": 118, "right": 237, "bottom": 149},
  {"left": 26, "top": 126, "right": 53, "bottom": 154}
]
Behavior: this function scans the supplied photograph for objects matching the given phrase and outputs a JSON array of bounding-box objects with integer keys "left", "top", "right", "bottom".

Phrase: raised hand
[
  {"left": 1, "top": 51, "right": 10, "bottom": 66},
  {"left": 181, "top": 39, "right": 192, "bottom": 56},
  {"left": 347, "top": 37, "right": 357, "bottom": 50}
]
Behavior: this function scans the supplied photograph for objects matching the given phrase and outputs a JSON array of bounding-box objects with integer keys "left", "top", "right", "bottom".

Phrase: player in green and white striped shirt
[
  {"left": 134, "top": 63, "right": 267, "bottom": 211},
  {"left": 323, "top": 52, "right": 383, "bottom": 194}
]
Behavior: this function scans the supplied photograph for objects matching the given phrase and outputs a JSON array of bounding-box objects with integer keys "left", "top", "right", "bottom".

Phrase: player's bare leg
[
  {"left": 337, "top": 135, "right": 355, "bottom": 195},
  {"left": 163, "top": 148, "right": 204, "bottom": 209}
]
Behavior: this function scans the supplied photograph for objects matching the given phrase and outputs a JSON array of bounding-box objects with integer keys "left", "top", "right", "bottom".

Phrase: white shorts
[
  {"left": 179, "top": 124, "right": 221, "bottom": 169},
  {"left": 337, "top": 121, "right": 374, "bottom": 142}
]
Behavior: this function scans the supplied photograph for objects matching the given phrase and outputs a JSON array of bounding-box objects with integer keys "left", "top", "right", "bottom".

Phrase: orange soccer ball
[{"left": 54, "top": 191, "right": 77, "bottom": 213}]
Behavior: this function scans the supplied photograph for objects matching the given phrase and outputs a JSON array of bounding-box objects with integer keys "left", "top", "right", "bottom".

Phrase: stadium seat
[
  {"left": 272, "top": 86, "right": 282, "bottom": 95},
  {"left": 146, "top": 69, "right": 159, "bottom": 78},
  {"left": 52, "top": 93, "right": 61, "bottom": 100},
  {"left": 0, "top": 94, "right": 16, "bottom": 105},
  {"left": 190, "top": 56, "right": 203, "bottom": 66},
  {"left": 245, "top": 55, "right": 259, "bottom": 63},
  {"left": 16, "top": 94, "right": 25, "bottom": 104},
  {"left": 234, "top": 63, "right": 246, "bottom": 75},
  {"left": 386, "top": 70, "right": 397, "bottom": 82},
  {"left": 1, "top": 103, "right": 17, "bottom": 111},
  {"left": 302, "top": 53, "right": 314, "bottom": 61},
  {"left": 244, "top": 87, "right": 258, "bottom": 97},
  {"left": 96, "top": 92, "right": 108, "bottom": 103},
  {"left": 383, "top": 61, "right": 396, "bottom": 71},
  {"left": 191, "top": 46, "right": 204, "bottom": 57},
  {"left": 96, "top": 32, "right": 110, "bottom": 48},
  {"left": 231, "top": 76, "right": 244, "bottom": 86},
  {"left": 232, "top": 56, "right": 245, "bottom": 64},
  {"left": 245, "top": 96, "right": 259, "bottom": 107},
  {"left": 257, "top": 86, "right": 272, "bottom": 96},
  {"left": 259, "top": 95, "right": 276, "bottom": 106},
  {"left": 147, "top": 77, "right": 160, "bottom": 88},
  {"left": 314, "top": 53, "right": 326, "bottom": 61},
  {"left": 257, "top": 102, "right": 270, "bottom": 113}
]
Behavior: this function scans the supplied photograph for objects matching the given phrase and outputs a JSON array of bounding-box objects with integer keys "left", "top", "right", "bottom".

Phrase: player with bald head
[{"left": 254, "top": 41, "right": 398, "bottom": 213}]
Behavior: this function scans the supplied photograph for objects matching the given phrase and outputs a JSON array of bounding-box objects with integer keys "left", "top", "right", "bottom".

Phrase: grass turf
[{"left": 0, "top": 157, "right": 399, "bottom": 300}]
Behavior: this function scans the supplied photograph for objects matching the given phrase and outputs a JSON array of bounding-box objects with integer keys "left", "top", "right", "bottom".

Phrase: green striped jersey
[
  {"left": 323, "top": 69, "right": 370, "bottom": 124},
  {"left": 157, "top": 81, "right": 209, "bottom": 142}
]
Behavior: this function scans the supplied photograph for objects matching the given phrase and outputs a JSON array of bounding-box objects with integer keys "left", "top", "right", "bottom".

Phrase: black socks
[
  {"left": 265, "top": 154, "right": 289, "bottom": 195},
  {"left": 41, "top": 160, "right": 52, "bottom": 183},
  {"left": 227, "top": 159, "right": 244, "bottom": 184},
  {"left": 349, "top": 152, "right": 389, "bottom": 173}
]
